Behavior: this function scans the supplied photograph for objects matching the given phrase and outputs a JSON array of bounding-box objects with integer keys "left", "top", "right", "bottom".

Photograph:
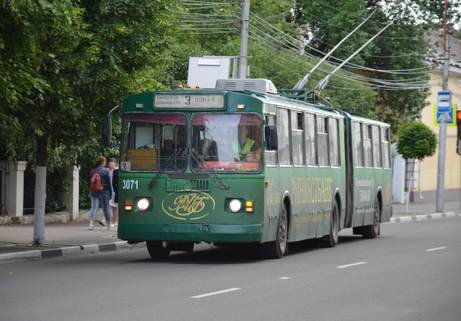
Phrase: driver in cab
[{"left": 238, "top": 126, "right": 256, "bottom": 161}]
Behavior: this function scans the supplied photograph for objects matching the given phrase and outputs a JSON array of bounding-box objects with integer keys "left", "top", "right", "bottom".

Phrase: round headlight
[
  {"left": 137, "top": 198, "right": 150, "bottom": 211},
  {"left": 229, "top": 199, "right": 242, "bottom": 213}
]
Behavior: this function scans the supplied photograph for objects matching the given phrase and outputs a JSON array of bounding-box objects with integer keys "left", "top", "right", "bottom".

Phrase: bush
[{"left": 397, "top": 121, "right": 437, "bottom": 160}]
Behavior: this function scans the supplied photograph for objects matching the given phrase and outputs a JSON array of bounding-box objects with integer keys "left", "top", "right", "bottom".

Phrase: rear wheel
[
  {"left": 323, "top": 201, "right": 339, "bottom": 247},
  {"left": 362, "top": 197, "right": 381, "bottom": 239},
  {"left": 264, "top": 205, "right": 288, "bottom": 259},
  {"left": 146, "top": 241, "right": 171, "bottom": 260}
]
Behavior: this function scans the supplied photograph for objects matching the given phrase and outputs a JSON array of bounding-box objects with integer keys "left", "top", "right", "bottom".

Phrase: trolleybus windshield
[
  {"left": 121, "top": 113, "right": 187, "bottom": 172},
  {"left": 191, "top": 113, "right": 262, "bottom": 173}
]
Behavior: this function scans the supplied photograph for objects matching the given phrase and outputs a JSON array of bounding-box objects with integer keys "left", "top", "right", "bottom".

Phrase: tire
[
  {"left": 146, "top": 241, "right": 171, "bottom": 260},
  {"left": 323, "top": 201, "right": 339, "bottom": 248},
  {"left": 362, "top": 197, "right": 381, "bottom": 239},
  {"left": 264, "top": 205, "right": 289, "bottom": 259}
]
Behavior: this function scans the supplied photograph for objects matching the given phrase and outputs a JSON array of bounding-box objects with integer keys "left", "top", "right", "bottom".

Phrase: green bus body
[{"left": 117, "top": 88, "right": 392, "bottom": 248}]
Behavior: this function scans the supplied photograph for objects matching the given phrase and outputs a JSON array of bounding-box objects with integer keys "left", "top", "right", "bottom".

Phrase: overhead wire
[
  {"left": 179, "top": 1, "right": 432, "bottom": 91},
  {"left": 252, "top": 13, "right": 430, "bottom": 75}
]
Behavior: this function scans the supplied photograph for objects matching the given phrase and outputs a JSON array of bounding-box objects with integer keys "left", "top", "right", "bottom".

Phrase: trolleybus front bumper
[{"left": 118, "top": 223, "right": 263, "bottom": 243}]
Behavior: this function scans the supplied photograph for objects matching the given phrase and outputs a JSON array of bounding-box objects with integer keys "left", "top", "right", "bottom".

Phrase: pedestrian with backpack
[{"left": 89, "top": 156, "right": 112, "bottom": 230}]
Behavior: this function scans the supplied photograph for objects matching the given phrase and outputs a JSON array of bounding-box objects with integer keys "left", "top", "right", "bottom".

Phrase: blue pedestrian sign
[{"left": 436, "top": 91, "right": 453, "bottom": 124}]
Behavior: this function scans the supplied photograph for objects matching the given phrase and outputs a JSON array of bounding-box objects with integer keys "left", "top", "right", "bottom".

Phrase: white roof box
[{"left": 215, "top": 78, "right": 278, "bottom": 95}]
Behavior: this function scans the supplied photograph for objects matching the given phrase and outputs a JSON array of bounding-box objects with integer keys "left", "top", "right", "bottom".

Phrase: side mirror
[
  {"left": 101, "top": 114, "right": 112, "bottom": 147},
  {"left": 265, "top": 125, "right": 278, "bottom": 150}
]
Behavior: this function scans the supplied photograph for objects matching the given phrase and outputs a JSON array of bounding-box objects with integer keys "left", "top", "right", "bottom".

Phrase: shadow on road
[{"left": 128, "top": 234, "right": 367, "bottom": 265}]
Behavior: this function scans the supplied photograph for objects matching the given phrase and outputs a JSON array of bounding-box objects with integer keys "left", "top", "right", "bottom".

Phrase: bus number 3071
[{"left": 122, "top": 179, "right": 139, "bottom": 190}]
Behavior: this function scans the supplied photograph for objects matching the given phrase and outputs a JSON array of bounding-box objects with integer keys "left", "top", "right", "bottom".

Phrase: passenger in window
[{"left": 238, "top": 126, "right": 256, "bottom": 161}]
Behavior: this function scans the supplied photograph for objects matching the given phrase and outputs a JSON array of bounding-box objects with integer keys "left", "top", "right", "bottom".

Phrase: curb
[
  {"left": 389, "top": 211, "right": 460, "bottom": 223},
  {"left": 1, "top": 212, "right": 460, "bottom": 264},
  {"left": 0, "top": 241, "right": 146, "bottom": 264}
]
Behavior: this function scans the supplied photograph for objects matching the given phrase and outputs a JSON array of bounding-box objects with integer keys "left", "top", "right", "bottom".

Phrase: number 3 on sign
[{"left": 122, "top": 179, "right": 139, "bottom": 190}]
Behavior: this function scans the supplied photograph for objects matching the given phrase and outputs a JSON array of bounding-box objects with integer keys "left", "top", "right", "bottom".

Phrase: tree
[
  {"left": 397, "top": 121, "right": 437, "bottom": 203},
  {"left": 293, "top": 0, "right": 431, "bottom": 127},
  {"left": 0, "top": 0, "right": 176, "bottom": 245},
  {"left": 397, "top": 121, "right": 437, "bottom": 160}
]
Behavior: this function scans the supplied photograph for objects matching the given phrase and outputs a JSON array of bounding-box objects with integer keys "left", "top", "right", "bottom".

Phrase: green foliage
[{"left": 397, "top": 121, "right": 437, "bottom": 160}]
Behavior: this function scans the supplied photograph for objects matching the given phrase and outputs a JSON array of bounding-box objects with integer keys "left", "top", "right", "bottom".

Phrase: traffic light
[{"left": 457, "top": 109, "right": 461, "bottom": 155}]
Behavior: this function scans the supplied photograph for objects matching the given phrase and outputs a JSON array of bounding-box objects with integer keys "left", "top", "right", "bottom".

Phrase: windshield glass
[
  {"left": 191, "top": 113, "right": 262, "bottom": 173},
  {"left": 121, "top": 114, "right": 186, "bottom": 172}
]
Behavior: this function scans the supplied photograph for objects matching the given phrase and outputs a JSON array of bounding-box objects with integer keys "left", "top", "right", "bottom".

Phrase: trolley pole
[
  {"left": 239, "top": 0, "right": 250, "bottom": 79},
  {"left": 436, "top": 0, "right": 450, "bottom": 213}
]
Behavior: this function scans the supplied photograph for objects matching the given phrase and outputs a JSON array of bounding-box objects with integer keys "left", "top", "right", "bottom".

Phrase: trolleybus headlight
[
  {"left": 137, "top": 198, "right": 150, "bottom": 211},
  {"left": 229, "top": 199, "right": 242, "bottom": 213}
]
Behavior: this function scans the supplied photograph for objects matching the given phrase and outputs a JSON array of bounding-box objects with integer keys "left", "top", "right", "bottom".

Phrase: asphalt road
[{"left": 1, "top": 217, "right": 460, "bottom": 321}]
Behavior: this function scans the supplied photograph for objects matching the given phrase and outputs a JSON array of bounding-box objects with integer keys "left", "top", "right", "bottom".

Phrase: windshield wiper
[
  {"left": 191, "top": 150, "right": 229, "bottom": 190},
  {"left": 148, "top": 148, "right": 184, "bottom": 190}
]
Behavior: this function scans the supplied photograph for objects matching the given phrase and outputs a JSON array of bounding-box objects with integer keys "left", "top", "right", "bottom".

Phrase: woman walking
[{"left": 89, "top": 156, "right": 112, "bottom": 230}]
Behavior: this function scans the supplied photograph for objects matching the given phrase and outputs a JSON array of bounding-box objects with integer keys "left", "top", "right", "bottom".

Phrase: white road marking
[
  {"left": 426, "top": 246, "right": 447, "bottom": 252},
  {"left": 191, "top": 287, "right": 241, "bottom": 299},
  {"left": 336, "top": 261, "right": 368, "bottom": 269},
  {"left": 280, "top": 276, "right": 292, "bottom": 280}
]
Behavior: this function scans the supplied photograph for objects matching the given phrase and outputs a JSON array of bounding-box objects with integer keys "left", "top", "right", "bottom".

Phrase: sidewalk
[
  {"left": 0, "top": 211, "right": 143, "bottom": 263},
  {"left": 393, "top": 188, "right": 461, "bottom": 216}
]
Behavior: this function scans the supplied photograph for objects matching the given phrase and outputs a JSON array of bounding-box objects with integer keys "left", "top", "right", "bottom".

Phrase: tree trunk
[{"left": 33, "top": 135, "right": 48, "bottom": 246}]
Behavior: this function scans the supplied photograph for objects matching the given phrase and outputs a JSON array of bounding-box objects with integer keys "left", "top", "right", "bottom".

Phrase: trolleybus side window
[
  {"left": 291, "top": 111, "right": 304, "bottom": 166},
  {"left": 363, "top": 124, "right": 373, "bottom": 167},
  {"left": 353, "top": 122, "right": 364, "bottom": 167},
  {"left": 328, "top": 118, "right": 339, "bottom": 167},
  {"left": 277, "top": 108, "right": 291, "bottom": 165},
  {"left": 305, "top": 113, "right": 317, "bottom": 165},
  {"left": 264, "top": 114, "right": 278, "bottom": 165},
  {"left": 381, "top": 127, "right": 390, "bottom": 168},
  {"left": 317, "top": 116, "right": 329, "bottom": 166},
  {"left": 372, "top": 125, "right": 382, "bottom": 168}
]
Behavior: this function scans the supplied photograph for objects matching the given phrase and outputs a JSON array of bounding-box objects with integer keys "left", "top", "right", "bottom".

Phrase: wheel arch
[
  {"left": 333, "top": 188, "right": 343, "bottom": 229},
  {"left": 279, "top": 191, "right": 291, "bottom": 236}
]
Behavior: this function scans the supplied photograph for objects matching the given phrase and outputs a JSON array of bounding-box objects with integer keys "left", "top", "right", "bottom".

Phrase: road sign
[
  {"left": 434, "top": 104, "right": 456, "bottom": 127},
  {"left": 436, "top": 91, "right": 453, "bottom": 124}
]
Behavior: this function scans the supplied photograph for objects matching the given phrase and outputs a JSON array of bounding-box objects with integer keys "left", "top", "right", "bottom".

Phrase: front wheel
[
  {"left": 264, "top": 205, "right": 289, "bottom": 259},
  {"left": 146, "top": 241, "right": 171, "bottom": 260}
]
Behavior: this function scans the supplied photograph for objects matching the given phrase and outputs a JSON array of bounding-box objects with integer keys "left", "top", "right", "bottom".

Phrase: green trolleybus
[{"left": 116, "top": 79, "right": 392, "bottom": 259}]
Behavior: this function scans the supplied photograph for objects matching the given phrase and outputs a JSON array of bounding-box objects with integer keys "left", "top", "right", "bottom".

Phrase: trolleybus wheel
[
  {"left": 146, "top": 241, "right": 171, "bottom": 260},
  {"left": 264, "top": 205, "right": 289, "bottom": 259},
  {"left": 323, "top": 201, "right": 339, "bottom": 248},
  {"left": 362, "top": 197, "right": 381, "bottom": 239}
]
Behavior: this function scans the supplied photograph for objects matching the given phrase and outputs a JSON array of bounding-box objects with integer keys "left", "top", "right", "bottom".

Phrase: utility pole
[
  {"left": 436, "top": 0, "right": 450, "bottom": 213},
  {"left": 239, "top": 0, "right": 250, "bottom": 79}
]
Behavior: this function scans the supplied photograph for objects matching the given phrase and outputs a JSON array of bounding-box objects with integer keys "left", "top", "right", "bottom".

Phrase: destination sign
[{"left": 154, "top": 94, "right": 224, "bottom": 109}]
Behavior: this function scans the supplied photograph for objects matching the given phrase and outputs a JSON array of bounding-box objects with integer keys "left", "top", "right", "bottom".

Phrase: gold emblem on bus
[{"left": 161, "top": 191, "right": 215, "bottom": 221}]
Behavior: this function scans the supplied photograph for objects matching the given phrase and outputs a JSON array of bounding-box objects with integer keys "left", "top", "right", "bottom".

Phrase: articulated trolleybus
[{"left": 117, "top": 79, "right": 392, "bottom": 259}]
